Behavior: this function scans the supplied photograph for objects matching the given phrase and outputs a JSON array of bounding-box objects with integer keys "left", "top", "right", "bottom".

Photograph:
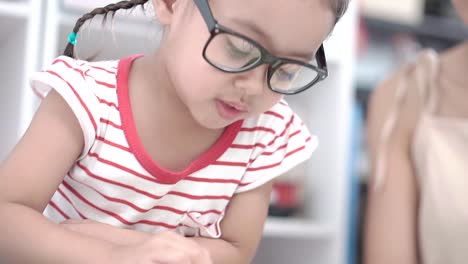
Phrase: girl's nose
[{"left": 233, "top": 65, "right": 269, "bottom": 96}]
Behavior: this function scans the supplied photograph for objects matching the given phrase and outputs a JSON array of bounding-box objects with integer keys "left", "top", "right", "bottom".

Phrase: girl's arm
[
  {"left": 363, "top": 71, "right": 422, "bottom": 264},
  {"left": 0, "top": 88, "right": 267, "bottom": 264},
  {"left": 194, "top": 182, "right": 274, "bottom": 263},
  {"left": 62, "top": 181, "right": 274, "bottom": 264},
  {"left": 0, "top": 90, "right": 117, "bottom": 263}
]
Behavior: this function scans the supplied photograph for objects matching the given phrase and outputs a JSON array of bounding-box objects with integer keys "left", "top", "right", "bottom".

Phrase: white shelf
[
  {"left": 0, "top": 0, "right": 42, "bottom": 162},
  {"left": 0, "top": 11, "right": 27, "bottom": 162},
  {"left": 0, "top": 1, "right": 30, "bottom": 18},
  {"left": 263, "top": 217, "right": 334, "bottom": 239},
  {"left": 0, "top": 1, "right": 30, "bottom": 38},
  {"left": 322, "top": 1, "right": 357, "bottom": 64},
  {"left": 0, "top": 12, "right": 24, "bottom": 42}
]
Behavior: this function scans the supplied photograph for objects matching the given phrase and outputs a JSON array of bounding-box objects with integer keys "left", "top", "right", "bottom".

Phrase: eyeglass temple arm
[
  {"left": 316, "top": 45, "right": 328, "bottom": 75},
  {"left": 193, "top": 0, "right": 217, "bottom": 30}
]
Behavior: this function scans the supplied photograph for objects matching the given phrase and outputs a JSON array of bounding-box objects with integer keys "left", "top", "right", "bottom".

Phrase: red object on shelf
[{"left": 271, "top": 181, "right": 299, "bottom": 208}]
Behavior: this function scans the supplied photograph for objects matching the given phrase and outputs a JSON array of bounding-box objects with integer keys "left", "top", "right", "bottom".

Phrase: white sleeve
[
  {"left": 235, "top": 103, "right": 318, "bottom": 193},
  {"left": 29, "top": 56, "right": 101, "bottom": 159}
]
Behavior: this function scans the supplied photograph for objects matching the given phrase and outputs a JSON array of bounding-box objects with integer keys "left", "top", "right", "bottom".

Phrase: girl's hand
[
  {"left": 61, "top": 220, "right": 212, "bottom": 264},
  {"left": 108, "top": 230, "right": 213, "bottom": 264}
]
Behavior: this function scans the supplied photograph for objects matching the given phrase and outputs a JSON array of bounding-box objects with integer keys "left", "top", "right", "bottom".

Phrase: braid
[{"left": 63, "top": 0, "right": 149, "bottom": 58}]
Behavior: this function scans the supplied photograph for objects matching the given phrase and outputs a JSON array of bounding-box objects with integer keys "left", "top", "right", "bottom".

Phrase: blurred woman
[{"left": 364, "top": 1, "right": 468, "bottom": 263}]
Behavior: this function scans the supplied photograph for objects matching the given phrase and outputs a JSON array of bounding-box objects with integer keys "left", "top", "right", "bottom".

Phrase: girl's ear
[{"left": 153, "top": 0, "right": 177, "bottom": 25}]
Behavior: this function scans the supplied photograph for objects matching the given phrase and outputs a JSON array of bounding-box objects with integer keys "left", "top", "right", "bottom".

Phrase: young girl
[
  {"left": 0, "top": 0, "right": 348, "bottom": 263},
  {"left": 364, "top": 1, "right": 468, "bottom": 263}
]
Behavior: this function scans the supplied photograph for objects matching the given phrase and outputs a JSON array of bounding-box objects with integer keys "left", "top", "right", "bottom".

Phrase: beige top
[{"left": 374, "top": 50, "right": 468, "bottom": 264}]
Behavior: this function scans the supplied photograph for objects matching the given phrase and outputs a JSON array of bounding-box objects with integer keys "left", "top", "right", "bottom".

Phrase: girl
[
  {"left": 364, "top": 0, "right": 468, "bottom": 263},
  {"left": 0, "top": 0, "right": 348, "bottom": 263}
]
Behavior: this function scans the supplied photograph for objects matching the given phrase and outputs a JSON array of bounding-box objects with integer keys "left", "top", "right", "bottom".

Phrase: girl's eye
[
  {"left": 276, "top": 68, "right": 296, "bottom": 81},
  {"left": 227, "top": 37, "right": 255, "bottom": 58}
]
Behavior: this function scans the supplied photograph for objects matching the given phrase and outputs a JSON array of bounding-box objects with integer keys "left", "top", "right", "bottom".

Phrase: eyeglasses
[{"left": 193, "top": 0, "right": 328, "bottom": 95}]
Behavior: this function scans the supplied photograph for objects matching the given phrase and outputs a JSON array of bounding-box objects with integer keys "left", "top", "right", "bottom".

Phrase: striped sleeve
[
  {"left": 235, "top": 103, "right": 319, "bottom": 193},
  {"left": 29, "top": 56, "right": 101, "bottom": 159}
]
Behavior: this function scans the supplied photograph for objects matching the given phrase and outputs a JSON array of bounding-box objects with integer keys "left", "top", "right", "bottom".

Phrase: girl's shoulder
[
  {"left": 29, "top": 56, "right": 122, "bottom": 159},
  {"left": 49, "top": 55, "right": 120, "bottom": 79},
  {"left": 241, "top": 98, "right": 317, "bottom": 155},
  {"left": 247, "top": 99, "right": 299, "bottom": 132},
  {"left": 234, "top": 99, "right": 318, "bottom": 193},
  {"left": 31, "top": 55, "right": 121, "bottom": 96}
]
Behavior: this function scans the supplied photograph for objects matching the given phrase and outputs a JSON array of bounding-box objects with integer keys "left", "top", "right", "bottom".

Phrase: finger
[
  {"left": 150, "top": 231, "right": 213, "bottom": 264},
  {"left": 157, "top": 232, "right": 203, "bottom": 257}
]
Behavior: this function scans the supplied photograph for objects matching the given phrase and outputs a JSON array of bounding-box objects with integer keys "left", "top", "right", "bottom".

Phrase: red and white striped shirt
[{"left": 30, "top": 55, "right": 318, "bottom": 238}]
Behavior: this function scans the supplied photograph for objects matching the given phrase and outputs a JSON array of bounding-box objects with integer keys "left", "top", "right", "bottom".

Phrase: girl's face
[
  {"left": 156, "top": 0, "right": 334, "bottom": 129},
  {"left": 453, "top": 0, "right": 468, "bottom": 25}
]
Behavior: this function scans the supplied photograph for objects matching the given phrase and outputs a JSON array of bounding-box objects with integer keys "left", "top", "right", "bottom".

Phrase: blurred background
[{"left": 0, "top": 0, "right": 467, "bottom": 264}]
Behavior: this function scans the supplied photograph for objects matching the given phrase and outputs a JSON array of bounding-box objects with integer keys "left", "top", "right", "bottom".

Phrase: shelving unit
[
  {"left": 254, "top": 3, "right": 358, "bottom": 263},
  {"left": 0, "top": 1, "right": 31, "bottom": 18},
  {"left": 1, "top": 1, "right": 358, "bottom": 263},
  {"left": 0, "top": 0, "right": 42, "bottom": 161},
  {"left": 263, "top": 217, "right": 334, "bottom": 239},
  {"left": 364, "top": 14, "right": 468, "bottom": 44}
]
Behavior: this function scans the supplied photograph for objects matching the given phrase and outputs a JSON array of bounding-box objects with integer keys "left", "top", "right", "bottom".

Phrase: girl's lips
[{"left": 215, "top": 100, "right": 246, "bottom": 120}]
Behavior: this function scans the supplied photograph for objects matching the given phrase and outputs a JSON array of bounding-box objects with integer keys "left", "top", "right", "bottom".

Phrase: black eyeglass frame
[{"left": 193, "top": 0, "right": 329, "bottom": 95}]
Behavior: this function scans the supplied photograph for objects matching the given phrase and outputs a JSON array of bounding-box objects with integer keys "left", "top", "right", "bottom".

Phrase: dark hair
[
  {"left": 330, "top": 0, "right": 350, "bottom": 24},
  {"left": 63, "top": 0, "right": 150, "bottom": 58},
  {"left": 64, "top": 0, "right": 350, "bottom": 58}
]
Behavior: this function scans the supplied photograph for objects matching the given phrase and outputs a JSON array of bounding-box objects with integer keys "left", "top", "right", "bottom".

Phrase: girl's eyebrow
[
  {"left": 227, "top": 18, "right": 316, "bottom": 61},
  {"left": 228, "top": 17, "right": 271, "bottom": 42}
]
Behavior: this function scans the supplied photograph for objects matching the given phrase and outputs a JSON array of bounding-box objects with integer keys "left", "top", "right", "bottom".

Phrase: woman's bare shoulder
[{"left": 367, "top": 52, "right": 434, "bottom": 154}]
